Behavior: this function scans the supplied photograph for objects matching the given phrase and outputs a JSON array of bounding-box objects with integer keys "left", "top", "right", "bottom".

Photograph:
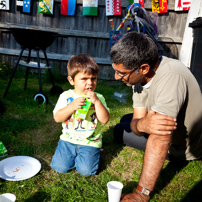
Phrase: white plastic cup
[
  {"left": 107, "top": 181, "right": 123, "bottom": 202},
  {"left": 0, "top": 193, "right": 16, "bottom": 202}
]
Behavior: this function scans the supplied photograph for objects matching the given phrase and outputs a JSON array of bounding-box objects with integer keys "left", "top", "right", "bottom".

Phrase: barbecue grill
[{"left": 3, "top": 27, "right": 63, "bottom": 104}]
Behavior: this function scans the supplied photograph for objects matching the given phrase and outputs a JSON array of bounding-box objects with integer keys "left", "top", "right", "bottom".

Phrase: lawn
[{"left": 0, "top": 63, "right": 202, "bottom": 202}]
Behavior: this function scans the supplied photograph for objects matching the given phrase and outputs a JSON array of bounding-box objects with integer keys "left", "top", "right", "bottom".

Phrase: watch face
[{"left": 142, "top": 188, "right": 150, "bottom": 196}]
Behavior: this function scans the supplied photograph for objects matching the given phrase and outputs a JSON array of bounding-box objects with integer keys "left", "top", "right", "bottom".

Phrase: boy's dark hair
[
  {"left": 67, "top": 54, "right": 99, "bottom": 80},
  {"left": 110, "top": 31, "right": 159, "bottom": 70}
]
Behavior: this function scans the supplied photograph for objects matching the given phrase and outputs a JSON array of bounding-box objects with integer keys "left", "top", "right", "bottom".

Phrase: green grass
[{"left": 0, "top": 68, "right": 202, "bottom": 201}]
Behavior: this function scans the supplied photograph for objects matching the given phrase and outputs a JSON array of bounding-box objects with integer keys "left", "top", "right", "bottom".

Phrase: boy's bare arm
[
  {"left": 54, "top": 97, "right": 86, "bottom": 123},
  {"left": 94, "top": 99, "right": 109, "bottom": 124},
  {"left": 87, "top": 91, "right": 109, "bottom": 124}
]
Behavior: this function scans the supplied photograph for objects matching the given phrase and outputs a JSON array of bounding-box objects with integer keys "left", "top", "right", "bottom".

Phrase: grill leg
[
  {"left": 36, "top": 49, "right": 42, "bottom": 92},
  {"left": 42, "top": 50, "right": 55, "bottom": 87},
  {"left": 24, "top": 49, "right": 32, "bottom": 90},
  {"left": 3, "top": 48, "right": 25, "bottom": 97}
]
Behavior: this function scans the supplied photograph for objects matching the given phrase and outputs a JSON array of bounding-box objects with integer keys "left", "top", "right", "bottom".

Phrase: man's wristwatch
[{"left": 137, "top": 185, "right": 151, "bottom": 196}]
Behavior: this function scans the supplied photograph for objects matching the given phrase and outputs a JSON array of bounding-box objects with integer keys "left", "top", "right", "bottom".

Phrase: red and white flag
[
  {"left": 106, "top": 0, "right": 121, "bottom": 16},
  {"left": 129, "top": 0, "right": 144, "bottom": 8},
  {"left": 175, "top": 0, "right": 191, "bottom": 11}
]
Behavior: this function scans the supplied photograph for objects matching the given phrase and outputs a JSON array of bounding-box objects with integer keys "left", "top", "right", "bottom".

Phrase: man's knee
[
  {"left": 113, "top": 120, "right": 132, "bottom": 144},
  {"left": 120, "top": 113, "right": 133, "bottom": 122}
]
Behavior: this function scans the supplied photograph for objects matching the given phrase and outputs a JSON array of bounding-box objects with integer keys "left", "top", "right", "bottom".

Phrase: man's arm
[
  {"left": 121, "top": 109, "right": 176, "bottom": 202},
  {"left": 130, "top": 108, "right": 147, "bottom": 136},
  {"left": 131, "top": 109, "right": 177, "bottom": 136}
]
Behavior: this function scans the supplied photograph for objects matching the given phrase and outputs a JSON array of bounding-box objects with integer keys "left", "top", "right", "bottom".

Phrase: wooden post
[{"left": 179, "top": 0, "right": 202, "bottom": 68}]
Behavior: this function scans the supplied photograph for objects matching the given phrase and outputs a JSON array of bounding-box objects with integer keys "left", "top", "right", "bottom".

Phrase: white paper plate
[
  {"left": 0, "top": 156, "right": 41, "bottom": 181},
  {"left": 0, "top": 193, "right": 16, "bottom": 202}
]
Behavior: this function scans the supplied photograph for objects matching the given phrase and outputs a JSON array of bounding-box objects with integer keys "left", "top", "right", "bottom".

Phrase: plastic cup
[
  {"left": 0, "top": 193, "right": 16, "bottom": 202},
  {"left": 107, "top": 181, "right": 123, "bottom": 202}
]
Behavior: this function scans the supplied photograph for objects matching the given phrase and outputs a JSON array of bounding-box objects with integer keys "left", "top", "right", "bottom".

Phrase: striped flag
[
  {"left": 106, "top": 0, "right": 121, "bottom": 16},
  {"left": 38, "top": 0, "right": 54, "bottom": 15},
  {"left": 129, "top": 0, "right": 144, "bottom": 8},
  {"left": 61, "top": 0, "right": 76, "bottom": 15},
  {"left": 0, "top": 0, "right": 9, "bottom": 10},
  {"left": 23, "top": 0, "right": 31, "bottom": 13},
  {"left": 83, "top": 0, "right": 98, "bottom": 16},
  {"left": 175, "top": 0, "right": 191, "bottom": 11}
]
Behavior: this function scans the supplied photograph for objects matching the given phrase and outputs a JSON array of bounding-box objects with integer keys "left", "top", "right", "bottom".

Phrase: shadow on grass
[
  {"left": 181, "top": 179, "right": 202, "bottom": 202},
  {"left": 24, "top": 191, "right": 51, "bottom": 202},
  {"left": 152, "top": 160, "right": 189, "bottom": 199},
  {"left": 98, "top": 126, "right": 124, "bottom": 174},
  {"left": 1, "top": 116, "right": 38, "bottom": 142},
  {"left": 37, "top": 157, "right": 52, "bottom": 171},
  {"left": 122, "top": 181, "right": 138, "bottom": 193}
]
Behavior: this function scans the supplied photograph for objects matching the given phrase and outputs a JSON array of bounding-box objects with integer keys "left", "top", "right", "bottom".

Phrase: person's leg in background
[
  {"left": 113, "top": 113, "right": 182, "bottom": 161},
  {"left": 113, "top": 113, "right": 148, "bottom": 151}
]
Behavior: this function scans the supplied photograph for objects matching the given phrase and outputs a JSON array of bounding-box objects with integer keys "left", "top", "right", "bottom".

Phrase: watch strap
[{"left": 137, "top": 185, "right": 151, "bottom": 196}]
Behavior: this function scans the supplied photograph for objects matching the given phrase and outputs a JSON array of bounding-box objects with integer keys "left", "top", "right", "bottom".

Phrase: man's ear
[
  {"left": 139, "top": 64, "right": 150, "bottom": 75},
  {"left": 67, "top": 76, "right": 74, "bottom": 86}
]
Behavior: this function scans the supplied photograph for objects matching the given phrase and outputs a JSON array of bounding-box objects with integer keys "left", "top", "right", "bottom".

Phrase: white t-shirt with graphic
[{"left": 53, "top": 89, "right": 109, "bottom": 148}]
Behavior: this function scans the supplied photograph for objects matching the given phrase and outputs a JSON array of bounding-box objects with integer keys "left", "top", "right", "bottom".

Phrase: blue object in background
[
  {"left": 109, "top": 30, "right": 122, "bottom": 47},
  {"left": 23, "top": 0, "right": 31, "bottom": 13}
]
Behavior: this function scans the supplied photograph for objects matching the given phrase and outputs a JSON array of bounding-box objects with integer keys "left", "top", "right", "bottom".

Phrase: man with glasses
[{"left": 110, "top": 31, "right": 202, "bottom": 202}]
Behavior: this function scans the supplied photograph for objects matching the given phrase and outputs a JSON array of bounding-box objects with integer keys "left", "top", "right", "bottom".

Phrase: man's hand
[
  {"left": 121, "top": 191, "right": 149, "bottom": 202},
  {"left": 137, "top": 109, "right": 177, "bottom": 136}
]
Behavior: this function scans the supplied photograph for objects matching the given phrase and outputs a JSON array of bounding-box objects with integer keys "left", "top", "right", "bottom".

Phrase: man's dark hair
[{"left": 110, "top": 31, "right": 159, "bottom": 70}]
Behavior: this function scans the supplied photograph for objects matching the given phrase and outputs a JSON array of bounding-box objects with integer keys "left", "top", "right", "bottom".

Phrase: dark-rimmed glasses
[{"left": 112, "top": 65, "right": 137, "bottom": 81}]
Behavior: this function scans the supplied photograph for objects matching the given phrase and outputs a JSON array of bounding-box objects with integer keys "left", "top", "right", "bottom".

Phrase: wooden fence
[{"left": 0, "top": 0, "right": 189, "bottom": 80}]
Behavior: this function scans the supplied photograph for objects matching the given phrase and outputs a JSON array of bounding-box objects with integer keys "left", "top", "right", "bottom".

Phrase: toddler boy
[{"left": 50, "top": 54, "right": 109, "bottom": 176}]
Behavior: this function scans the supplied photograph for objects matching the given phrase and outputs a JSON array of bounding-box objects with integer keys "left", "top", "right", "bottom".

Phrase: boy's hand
[
  {"left": 87, "top": 91, "right": 99, "bottom": 104},
  {"left": 71, "top": 97, "right": 86, "bottom": 111}
]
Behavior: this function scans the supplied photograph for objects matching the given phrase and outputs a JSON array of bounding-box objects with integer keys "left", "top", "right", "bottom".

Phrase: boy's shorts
[{"left": 50, "top": 139, "right": 101, "bottom": 176}]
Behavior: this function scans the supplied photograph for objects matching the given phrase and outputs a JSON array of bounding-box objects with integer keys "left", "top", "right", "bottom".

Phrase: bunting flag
[
  {"left": 152, "top": 0, "right": 167, "bottom": 13},
  {"left": 106, "top": 0, "right": 121, "bottom": 16},
  {"left": 83, "top": 0, "right": 98, "bottom": 16},
  {"left": 61, "top": 0, "right": 76, "bottom": 15},
  {"left": 175, "top": 0, "right": 191, "bottom": 11},
  {"left": 16, "top": 0, "right": 23, "bottom": 11},
  {"left": 23, "top": 0, "right": 31, "bottom": 13},
  {"left": 152, "top": 0, "right": 159, "bottom": 13},
  {"left": 0, "top": 0, "right": 9, "bottom": 10},
  {"left": 159, "top": 0, "right": 168, "bottom": 13},
  {"left": 129, "top": 0, "right": 144, "bottom": 8},
  {"left": 38, "top": 0, "right": 54, "bottom": 14}
]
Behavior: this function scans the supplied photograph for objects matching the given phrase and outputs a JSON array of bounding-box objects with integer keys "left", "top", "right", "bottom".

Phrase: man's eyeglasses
[{"left": 112, "top": 65, "right": 137, "bottom": 80}]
